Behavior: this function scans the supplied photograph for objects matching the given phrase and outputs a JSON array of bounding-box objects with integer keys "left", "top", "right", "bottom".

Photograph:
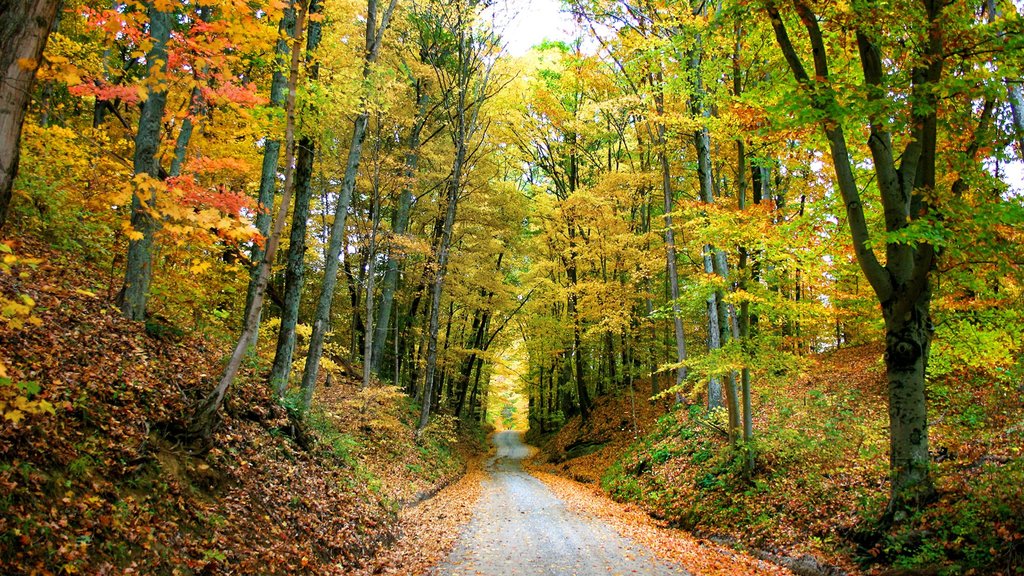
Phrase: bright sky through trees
[{"left": 486, "top": 0, "right": 574, "bottom": 55}]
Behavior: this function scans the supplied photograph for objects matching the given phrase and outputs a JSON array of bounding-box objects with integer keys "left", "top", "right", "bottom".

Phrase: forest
[{"left": 1, "top": 0, "right": 1023, "bottom": 573}]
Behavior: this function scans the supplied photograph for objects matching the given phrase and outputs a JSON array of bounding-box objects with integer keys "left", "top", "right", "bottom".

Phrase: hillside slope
[
  {"left": 0, "top": 237, "right": 478, "bottom": 574},
  {"left": 536, "top": 346, "right": 1024, "bottom": 575}
]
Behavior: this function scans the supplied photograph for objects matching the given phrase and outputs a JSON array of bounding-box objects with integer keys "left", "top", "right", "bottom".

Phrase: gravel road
[{"left": 434, "top": 430, "right": 690, "bottom": 576}]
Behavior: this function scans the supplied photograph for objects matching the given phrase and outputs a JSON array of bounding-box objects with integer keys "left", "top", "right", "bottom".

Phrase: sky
[{"left": 485, "top": 0, "right": 576, "bottom": 56}]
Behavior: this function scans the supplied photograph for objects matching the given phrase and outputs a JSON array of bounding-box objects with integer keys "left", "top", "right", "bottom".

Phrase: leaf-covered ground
[
  {"left": 0, "top": 237, "right": 481, "bottom": 574},
  {"left": 535, "top": 349, "right": 1024, "bottom": 575}
]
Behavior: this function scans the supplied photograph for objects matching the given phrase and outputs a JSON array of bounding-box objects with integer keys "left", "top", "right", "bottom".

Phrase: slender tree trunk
[
  {"left": 244, "top": 4, "right": 296, "bottom": 324},
  {"left": 267, "top": 0, "right": 323, "bottom": 395},
  {"left": 299, "top": 0, "right": 397, "bottom": 411},
  {"left": 418, "top": 158, "right": 463, "bottom": 431},
  {"left": 371, "top": 88, "right": 427, "bottom": 374},
  {"left": 0, "top": 0, "right": 62, "bottom": 228},
  {"left": 734, "top": 31, "right": 756, "bottom": 468},
  {"left": 170, "top": 88, "right": 199, "bottom": 178},
  {"left": 362, "top": 152, "right": 383, "bottom": 389},
  {"left": 300, "top": 112, "right": 369, "bottom": 406},
  {"left": 118, "top": 4, "right": 172, "bottom": 321},
  {"left": 654, "top": 81, "right": 688, "bottom": 394},
  {"left": 189, "top": 0, "right": 309, "bottom": 440},
  {"left": 269, "top": 134, "right": 315, "bottom": 395}
]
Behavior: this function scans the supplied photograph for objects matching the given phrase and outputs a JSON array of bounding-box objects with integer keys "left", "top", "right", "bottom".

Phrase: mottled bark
[
  {"left": 371, "top": 88, "right": 427, "bottom": 374},
  {"left": 766, "top": 0, "right": 940, "bottom": 515},
  {"left": 189, "top": 0, "right": 309, "bottom": 441},
  {"left": 269, "top": 135, "right": 315, "bottom": 395},
  {"left": 244, "top": 4, "right": 297, "bottom": 323},
  {"left": 118, "top": 4, "right": 172, "bottom": 321},
  {"left": 268, "top": 0, "right": 323, "bottom": 395}
]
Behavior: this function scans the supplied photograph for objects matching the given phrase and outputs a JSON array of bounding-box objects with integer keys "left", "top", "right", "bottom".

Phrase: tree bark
[
  {"left": 244, "top": 3, "right": 296, "bottom": 324},
  {"left": 268, "top": 0, "right": 323, "bottom": 395},
  {"left": 417, "top": 150, "right": 463, "bottom": 430},
  {"left": 118, "top": 4, "right": 172, "bottom": 321},
  {"left": 371, "top": 87, "right": 427, "bottom": 374},
  {"left": 653, "top": 77, "right": 689, "bottom": 395},
  {"left": 0, "top": 0, "right": 62, "bottom": 228},
  {"left": 189, "top": 0, "right": 309, "bottom": 441},
  {"left": 362, "top": 146, "right": 383, "bottom": 389},
  {"left": 269, "top": 135, "right": 315, "bottom": 395},
  {"left": 765, "top": 0, "right": 939, "bottom": 516}
]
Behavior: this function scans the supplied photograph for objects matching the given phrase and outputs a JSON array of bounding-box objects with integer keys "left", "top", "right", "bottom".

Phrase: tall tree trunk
[
  {"left": 0, "top": 0, "right": 62, "bottom": 229},
  {"left": 454, "top": 308, "right": 487, "bottom": 418},
  {"left": 299, "top": 0, "right": 398, "bottom": 411},
  {"left": 362, "top": 141, "right": 383, "bottom": 389},
  {"left": 565, "top": 222, "right": 591, "bottom": 419},
  {"left": 189, "top": 0, "right": 309, "bottom": 441},
  {"left": 118, "top": 4, "right": 172, "bottom": 321},
  {"left": 688, "top": 12, "right": 737, "bottom": 421},
  {"left": 269, "top": 134, "right": 315, "bottom": 395},
  {"left": 417, "top": 2, "right": 491, "bottom": 431},
  {"left": 417, "top": 155, "right": 463, "bottom": 431},
  {"left": 268, "top": 0, "right": 323, "bottom": 395},
  {"left": 654, "top": 77, "right": 688, "bottom": 395},
  {"left": 735, "top": 28, "right": 756, "bottom": 468},
  {"left": 244, "top": 4, "right": 296, "bottom": 324},
  {"left": 371, "top": 87, "right": 428, "bottom": 374},
  {"left": 170, "top": 88, "right": 199, "bottom": 178},
  {"left": 168, "top": 6, "right": 213, "bottom": 179}
]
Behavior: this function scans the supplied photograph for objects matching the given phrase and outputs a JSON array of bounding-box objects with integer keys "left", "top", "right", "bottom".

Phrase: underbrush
[
  {"left": 546, "top": 345, "right": 1024, "bottom": 575},
  {"left": 0, "top": 237, "right": 478, "bottom": 574}
]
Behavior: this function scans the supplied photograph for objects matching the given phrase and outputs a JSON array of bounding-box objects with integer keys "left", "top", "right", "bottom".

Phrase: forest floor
[{"left": 0, "top": 235, "right": 485, "bottom": 574}]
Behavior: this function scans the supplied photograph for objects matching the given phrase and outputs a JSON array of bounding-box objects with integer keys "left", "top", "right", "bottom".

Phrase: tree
[
  {"left": 269, "top": 0, "right": 323, "bottom": 396},
  {"left": 117, "top": 2, "right": 173, "bottom": 320},
  {"left": 299, "top": 0, "right": 399, "bottom": 411},
  {"left": 417, "top": 0, "right": 499, "bottom": 431},
  {"left": 0, "top": 0, "right": 62, "bottom": 229},
  {"left": 190, "top": 0, "right": 311, "bottom": 440},
  {"left": 762, "top": 0, "right": 1003, "bottom": 517},
  {"left": 244, "top": 1, "right": 297, "bottom": 327}
]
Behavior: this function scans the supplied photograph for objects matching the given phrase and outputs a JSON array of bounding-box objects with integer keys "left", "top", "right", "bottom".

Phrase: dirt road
[{"left": 433, "top": 431, "right": 690, "bottom": 576}]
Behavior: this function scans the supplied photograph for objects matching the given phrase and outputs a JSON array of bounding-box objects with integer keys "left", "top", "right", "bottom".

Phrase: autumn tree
[
  {"left": 763, "top": 0, "right": 1013, "bottom": 517},
  {"left": 117, "top": 1, "right": 173, "bottom": 320},
  {"left": 417, "top": 0, "right": 501, "bottom": 431}
]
